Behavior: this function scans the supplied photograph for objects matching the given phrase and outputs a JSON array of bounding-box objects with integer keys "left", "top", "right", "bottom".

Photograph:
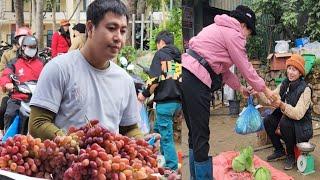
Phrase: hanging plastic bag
[
  {"left": 139, "top": 103, "right": 150, "bottom": 134},
  {"left": 235, "top": 96, "right": 264, "bottom": 134},
  {"left": 2, "top": 115, "right": 20, "bottom": 142}
]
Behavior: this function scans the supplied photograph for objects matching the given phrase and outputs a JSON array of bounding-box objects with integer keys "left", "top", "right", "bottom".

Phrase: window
[
  {"left": 47, "top": 30, "right": 53, "bottom": 47},
  {"left": 11, "top": 0, "right": 14, "bottom": 12},
  {"left": 82, "top": 0, "right": 87, "bottom": 12},
  {"left": 45, "top": 0, "right": 61, "bottom": 12},
  {"left": 56, "top": 0, "right": 61, "bottom": 12}
]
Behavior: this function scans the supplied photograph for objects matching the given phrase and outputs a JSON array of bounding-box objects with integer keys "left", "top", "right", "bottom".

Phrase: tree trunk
[
  {"left": 36, "top": 0, "right": 44, "bottom": 49},
  {"left": 75, "top": 0, "right": 81, "bottom": 24},
  {"left": 31, "top": 0, "right": 36, "bottom": 33},
  {"left": 14, "top": 0, "right": 24, "bottom": 27},
  {"left": 29, "top": 1, "right": 32, "bottom": 27},
  {"left": 136, "top": 0, "right": 146, "bottom": 18},
  {"left": 52, "top": 0, "right": 57, "bottom": 32},
  {"left": 0, "top": 0, "right": 4, "bottom": 20},
  {"left": 125, "top": 0, "right": 136, "bottom": 45}
]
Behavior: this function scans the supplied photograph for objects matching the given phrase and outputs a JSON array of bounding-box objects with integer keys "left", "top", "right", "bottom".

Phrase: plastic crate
[{"left": 275, "top": 78, "right": 285, "bottom": 86}]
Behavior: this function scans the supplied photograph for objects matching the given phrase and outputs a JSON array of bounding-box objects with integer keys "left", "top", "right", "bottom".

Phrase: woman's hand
[
  {"left": 247, "top": 86, "right": 258, "bottom": 96},
  {"left": 239, "top": 86, "right": 250, "bottom": 98},
  {"left": 264, "top": 87, "right": 278, "bottom": 103}
]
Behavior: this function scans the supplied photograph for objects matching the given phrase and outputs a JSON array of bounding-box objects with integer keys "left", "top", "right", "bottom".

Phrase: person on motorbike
[
  {"left": 0, "top": 35, "right": 44, "bottom": 133},
  {"left": 28, "top": 0, "right": 159, "bottom": 144},
  {"left": 0, "top": 27, "right": 32, "bottom": 134},
  {"left": 0, "top": 27, "right": 32, "bottom": 73}
]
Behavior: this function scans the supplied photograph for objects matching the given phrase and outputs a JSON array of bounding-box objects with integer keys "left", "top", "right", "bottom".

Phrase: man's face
[{"left": 87, "top": 12, "right": 127, "bottom": 60}]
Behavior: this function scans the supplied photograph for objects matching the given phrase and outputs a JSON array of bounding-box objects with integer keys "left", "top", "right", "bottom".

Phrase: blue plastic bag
[
  {"left": 2, "top": 115, "right": 20, "bottom": 142},
  {"left": 235, "top": 96, "right": 264, "bottom": 134},
  {"left": 139, "top": 103, "right": 150, "bottom": 134}
]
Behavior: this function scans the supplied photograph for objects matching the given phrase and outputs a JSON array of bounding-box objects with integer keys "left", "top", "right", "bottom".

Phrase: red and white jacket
[{"left": 0, "top": 57, "right": 44, "bottom": 101}]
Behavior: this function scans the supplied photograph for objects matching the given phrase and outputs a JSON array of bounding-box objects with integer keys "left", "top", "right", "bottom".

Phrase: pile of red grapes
[{"left": 0, "top": 120, "right": 162, "bottom": 180}]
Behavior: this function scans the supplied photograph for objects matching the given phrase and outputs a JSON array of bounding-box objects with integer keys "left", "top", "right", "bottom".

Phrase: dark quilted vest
[{"left": 279, "top": 78, "right": 313, "bottom": 142}]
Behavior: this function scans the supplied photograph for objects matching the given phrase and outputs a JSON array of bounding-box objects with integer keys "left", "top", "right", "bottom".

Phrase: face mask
[
  {"left": 18, "top": 36, "right": 24, "bottom": 46},
  {"left": 24, "top": 47, "right": 37, "bottom": 58}
]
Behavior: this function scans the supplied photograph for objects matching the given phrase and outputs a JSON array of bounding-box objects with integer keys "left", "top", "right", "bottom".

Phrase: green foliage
[
  {"left": 147, "top": 0, "right": 169, "bottom": 10},
  {"left": 138, "top": 71, "right": 149, "bottom": 81},
  {"left": 246, "top": 36, "right": 263, "bottom": 59},
  {"left": 253, "top": 0, "right": 320, "bottom": 40},
  {"left": 303, "top": 0, "right": 320, "bottom": 40},
  {"left": 117, "top": 46, "right": 137, "bottom": 63},
  {"left": 149, "top": 8, "right": 183, "bottom": 52}
]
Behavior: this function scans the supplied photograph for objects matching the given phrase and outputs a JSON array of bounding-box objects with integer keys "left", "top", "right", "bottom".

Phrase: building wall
[{"left": 0, "top": 0, "right": 88, "bottom": 45}]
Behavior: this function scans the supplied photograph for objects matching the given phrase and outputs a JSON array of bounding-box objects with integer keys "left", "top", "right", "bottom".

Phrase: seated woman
[{"left": 251, "top": 54, "right": 313, "bottom": 170}]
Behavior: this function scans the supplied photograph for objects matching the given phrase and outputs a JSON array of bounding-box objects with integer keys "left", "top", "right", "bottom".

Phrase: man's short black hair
[
  {"left": 155, "top": 30, "right": 174, "bottom": 45},
  {"left": 87, "top": 0, "right": 129, "bottom": 26}
]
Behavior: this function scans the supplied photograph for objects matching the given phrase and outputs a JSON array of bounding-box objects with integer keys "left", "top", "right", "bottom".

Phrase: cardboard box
[{"left": 267, "top": 53, "right": 292, "bottom": 70}]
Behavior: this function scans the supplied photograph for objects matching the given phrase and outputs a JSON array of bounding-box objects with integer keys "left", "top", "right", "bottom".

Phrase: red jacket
[
  {"left": 0, "top": 57, "right": 44, "bottom": 101},
  {"left": 51, "top": 32, "right": 71, "bottom": 58}
]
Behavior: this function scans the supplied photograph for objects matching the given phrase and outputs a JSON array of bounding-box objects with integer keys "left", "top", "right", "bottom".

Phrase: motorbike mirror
[
  {"left": 9, "top": 74, "right": 19, "bottom": 83},
  {"left": 127, "top": 64, "right": 135, "bottom": 71},
  {"left": 18, "top": 86, "right": 31, "bottom": 94},
  {"left": 119, "top": 57, "right": 128, "bottom": 67}
]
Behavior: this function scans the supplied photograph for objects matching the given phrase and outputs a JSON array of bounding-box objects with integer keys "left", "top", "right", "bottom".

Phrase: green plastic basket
[{"left": 302, "top": 54, "right": 316, "bottom": 75}]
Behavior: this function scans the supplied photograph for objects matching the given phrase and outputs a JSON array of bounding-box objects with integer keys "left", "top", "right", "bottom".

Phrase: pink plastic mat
[{"left": 213, "top": 151, "right": 294, "bottom": 180}]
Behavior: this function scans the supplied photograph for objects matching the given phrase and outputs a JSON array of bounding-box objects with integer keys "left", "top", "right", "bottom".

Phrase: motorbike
[
  {"left": 38, "top": 47, "right": 51, "bottom": 64},
  {"left": 1, "top": 74, "right": 37, "bottom": 142},
  {"left": 118, "top": 57, "right": 151, "bottom": 133},
  {"left": 119, "top": 57, "right": 146, "bottom": 95}
]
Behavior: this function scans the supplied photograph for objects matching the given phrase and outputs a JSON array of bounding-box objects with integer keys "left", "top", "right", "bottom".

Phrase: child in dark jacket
[{"left": 138, "top": 30, "right": 182, "bottom": 171}]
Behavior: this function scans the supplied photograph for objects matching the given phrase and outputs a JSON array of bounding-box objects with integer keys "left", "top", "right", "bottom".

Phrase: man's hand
[
  {"left": 144, "top": 133, "right": 161, "bottom": 150},
  {"left": 138, "top": 92, "right": 146, "bottom": 102},
  {"left": 5, "top": 83, "right": 13, "bottom": 92}
]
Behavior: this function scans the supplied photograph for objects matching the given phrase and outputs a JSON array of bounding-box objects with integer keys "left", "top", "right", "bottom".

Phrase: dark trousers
[
  {"left": 0, "top": 96, "right": 9, "bottom": 130},
  {"left": 181, "top": 68, "right": 211, "bottom": 162},
  {"left": 3, "top": 98, "right": 20, "bottom": 132},
  {"left": 264, "top": 112, "right": 296, "bottom": 156}
]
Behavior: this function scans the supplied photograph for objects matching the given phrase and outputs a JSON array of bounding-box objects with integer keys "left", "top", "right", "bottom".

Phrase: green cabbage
[
  {"left": 253, "top": 167, "right": 272, "bottom": 180},
  {"left": 232, "top": 146, "right": 255, "bottom": 173},
  {"left": 232, "top": 155, "right": 246, "bottom": 172}
]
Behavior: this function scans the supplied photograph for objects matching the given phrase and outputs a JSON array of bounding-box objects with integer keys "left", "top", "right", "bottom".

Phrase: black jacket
[{"left": 142, "top": 45, "right": 181, "bottom": 103}]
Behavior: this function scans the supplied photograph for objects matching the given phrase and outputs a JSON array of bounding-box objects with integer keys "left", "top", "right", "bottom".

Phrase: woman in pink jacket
[{"left": 181, "top": 5, "right": 276, "bottom": 179}]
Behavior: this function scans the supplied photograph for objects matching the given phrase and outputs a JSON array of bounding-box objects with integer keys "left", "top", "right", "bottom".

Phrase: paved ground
[{"left": 180, "top": 106, "right": 320, "bottom": 180}]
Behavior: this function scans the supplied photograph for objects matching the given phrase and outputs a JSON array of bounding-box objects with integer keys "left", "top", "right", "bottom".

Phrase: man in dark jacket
[{"left": 138, "top": 30, "right": 181, "bottom": 171}]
